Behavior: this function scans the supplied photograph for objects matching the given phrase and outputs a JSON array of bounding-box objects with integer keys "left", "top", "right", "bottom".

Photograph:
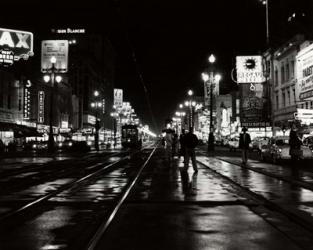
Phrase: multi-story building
[
  {"left": 269, "top": 34, "right": 313, "bottom": 135},
  {"left": 271, "top": 35, "right": 305, "bottom": 131}
]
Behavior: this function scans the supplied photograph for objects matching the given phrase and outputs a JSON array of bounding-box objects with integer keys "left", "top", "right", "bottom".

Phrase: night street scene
[{"left": 2, "top": 0, "right": 313, "bottom": 249}]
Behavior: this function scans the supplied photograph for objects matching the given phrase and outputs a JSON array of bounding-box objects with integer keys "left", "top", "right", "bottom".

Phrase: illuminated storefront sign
[
  {"left": 236, "top": 56, "right": 265, "bottom": 83},
  {"left": 0, "top": 28, "right": 34, "bottom": 65},
  {"left": 297, "top": 43, "right": 313, "bottom": 100},
  {"left": 41, "top": 40, "right": 69, "bottom": 72},
  {"left": 240, "top": 83, "right": 270, "bottom": 128},
  {"left": 38, "top": 91, "right": 45, "bottom": 123}
]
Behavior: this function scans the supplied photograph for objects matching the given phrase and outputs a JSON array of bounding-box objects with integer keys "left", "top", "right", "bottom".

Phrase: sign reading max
[{"left": 0, "top": 28, "right": 34, "bottom": 64}]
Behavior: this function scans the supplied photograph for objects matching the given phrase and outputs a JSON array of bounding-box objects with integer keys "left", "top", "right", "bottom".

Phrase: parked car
[
  {"left": 228, "top": 137, "right": 239, "bottom": 151},
  {"left": 252, "top": 137, "right": 270, "bottom": 152},
  {"left": 260, "top": 136, "right": 313, "bottom": 163}
]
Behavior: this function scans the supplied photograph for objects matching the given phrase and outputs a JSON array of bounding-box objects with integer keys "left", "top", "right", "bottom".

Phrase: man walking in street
[
  {"left": 184, "top": 127, "right": 199, "bottom": 172},
  {"left": 239, "top": 126, "right": 251, "bottom": 165}
]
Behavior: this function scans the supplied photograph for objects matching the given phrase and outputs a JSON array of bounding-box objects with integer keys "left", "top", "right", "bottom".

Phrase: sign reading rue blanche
[
  {"left": 236, "top": 56, "right": 265, "bottom": 83},
  {"left": 41, "top": 40, "right": 68, "bottom": 72},
  {"left": 0, "top": 28, "right": 34, "bottom": 65}
]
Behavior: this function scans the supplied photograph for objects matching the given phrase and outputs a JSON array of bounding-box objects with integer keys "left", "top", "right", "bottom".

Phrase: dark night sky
[{"left": 1, "top": 0, "right": 313, "bottom": 132}]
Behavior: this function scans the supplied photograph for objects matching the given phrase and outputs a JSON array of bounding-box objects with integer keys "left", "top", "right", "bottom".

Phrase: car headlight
[
  {"left": 87, "top": 141, "right": 92, "bottom": 146},
  {"left": 68, "top": 142, "right": 73, "bottom": 146},
  {"left": 32, "top": 144, "right": 37, "bottom": 149},
  {"left": 58, "top": 143, "right": 63, "bottom": 147},
  {"left": 278, "top": 148, "right": 282, "bottom": 153}
]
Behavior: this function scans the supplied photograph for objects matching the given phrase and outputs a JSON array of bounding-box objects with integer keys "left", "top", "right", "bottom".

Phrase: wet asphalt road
[{"left": 1, "top": 146, "right": 313, "bottom": 249}]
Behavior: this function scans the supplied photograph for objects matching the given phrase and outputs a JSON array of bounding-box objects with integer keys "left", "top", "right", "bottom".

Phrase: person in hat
[{"left": 239, "top": 126, "right": 251, "bottom": 165}]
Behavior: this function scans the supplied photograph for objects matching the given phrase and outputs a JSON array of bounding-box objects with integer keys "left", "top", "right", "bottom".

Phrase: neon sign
[{"left": 0, "top": 28, "right": 34, "bottom": 64}]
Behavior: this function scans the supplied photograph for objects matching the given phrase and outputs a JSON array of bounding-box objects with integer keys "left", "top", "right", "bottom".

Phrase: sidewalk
[{"left": 94, "top": 151, "right": 309, "bottom": 250}]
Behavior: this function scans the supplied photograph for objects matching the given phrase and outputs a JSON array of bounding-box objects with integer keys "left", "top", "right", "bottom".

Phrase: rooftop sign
[{"left": 0, "top": 28, "right": 34, "bottom": 65}]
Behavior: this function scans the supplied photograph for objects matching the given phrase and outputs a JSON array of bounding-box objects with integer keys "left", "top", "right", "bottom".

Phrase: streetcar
[{"left": 121, "top": 124, "right": 142, "bottom": 148}]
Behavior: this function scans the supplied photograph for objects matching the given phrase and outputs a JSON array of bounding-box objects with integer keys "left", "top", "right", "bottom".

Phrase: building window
[
  {"left": 275, "top": 68, "right": 278, "bottom": 86},
  {"left": 276, "top": 94, "right": 279, "bottom": 110},
  {"left": 286, "top": 63, "right": 290, "bottom": 81},
  {"left": 311, "top": 101, "right": 313, "bottom": 108},
  {"left": 306, "top": 102, "right": 309, "bottom": 109},
  {"left": 7, "top": 95, "right": 11, "bottom": 109},
  {"left": 282, "top": 91, "right": 286, "bottom": 107},
  {"left": 287, "top": 90, "right": 290, "bottom": 106},
  {"left": 293, "top": 88, "right": 296, "bottom": 104},
  {"left": 281, "top": 65, "right": 285, "bottom": 84},
  {"left": 291, "top": 60, "right": 295, "bottom": 79}
]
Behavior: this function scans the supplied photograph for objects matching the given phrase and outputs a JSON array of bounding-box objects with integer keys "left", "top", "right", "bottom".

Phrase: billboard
[
  {"left": 240, "top": 83, "right": 270, "bottom": 128},
  {"left": 297, "top": 43, "right": 313, "bottom": 100},
  {"left": 114, "top": 89, "right": 123, "bottom": 108},
  {"left": 236, "top": 56, "right": 265, "bottom": 83},
  {"left": 0, "top": 28, "right": 34, "bottom": 65},
  {"left": 41, "top": 40, "right": 69, "bottom": 72}
]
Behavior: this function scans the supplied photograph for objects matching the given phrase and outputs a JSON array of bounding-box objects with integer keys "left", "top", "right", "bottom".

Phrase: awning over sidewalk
[{"left": 0, "top": 122, "right": 42, "bottom": 138}]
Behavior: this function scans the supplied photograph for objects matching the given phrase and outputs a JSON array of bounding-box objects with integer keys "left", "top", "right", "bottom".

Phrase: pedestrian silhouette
[
  {"left": 183, "top": 127, "right": 198, "bottom": 172},
  {"left": 239, "top": 126, "right": 251, "bottom": 165}
]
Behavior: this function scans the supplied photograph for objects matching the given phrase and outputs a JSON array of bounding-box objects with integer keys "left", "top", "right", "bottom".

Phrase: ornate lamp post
[
  {"left": 43, "top": 56, "right": 62, "bottom": 152},
  {"left": 90, "top": 90, "right": 102, "bottom": 151}
]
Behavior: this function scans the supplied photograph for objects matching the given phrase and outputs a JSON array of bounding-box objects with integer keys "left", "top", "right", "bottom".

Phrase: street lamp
[
  {"left": 184, "top": 89, "right": 194, "bottom": 130},
  {"left": 43, "top": 56, "right": 62, "bottom": 152},
  {"left": 202, "top": 54, "right": 218, "bottom": 151},
  {"left": 90, "top": 90, "right": 102, "bottom": 151}
]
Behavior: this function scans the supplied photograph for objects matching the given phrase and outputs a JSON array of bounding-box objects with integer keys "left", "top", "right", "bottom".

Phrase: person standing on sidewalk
[
  {"left": 239, "top": 126, "right": 251, "bottom": 165},
  {"left": 289, "top": 124, "right": 302, "bottom": 163},
  {"left": 179, "top": 129, "right": 186, "bottom": 161},
  {"left": 184, "top": 127, "right": 199, "bottom": 172}
]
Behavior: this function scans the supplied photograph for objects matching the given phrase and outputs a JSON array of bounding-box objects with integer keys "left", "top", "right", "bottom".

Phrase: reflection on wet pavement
[{"left": 198, "top": 156, "right": 313, "bottom": 218}]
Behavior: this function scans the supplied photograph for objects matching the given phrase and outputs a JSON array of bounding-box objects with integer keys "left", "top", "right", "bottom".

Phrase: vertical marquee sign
[
  {"left": 0, "top": 28, "right": 34, "bottom": 66},
  {"left": 38, "top": 91, "right": 45, "bottom": 123},
  {"left": 23, "top": 81, "right": 31, "bottom": 119},
  {"left": 236, "top": 55, "right": 270, "bottom": 127}
]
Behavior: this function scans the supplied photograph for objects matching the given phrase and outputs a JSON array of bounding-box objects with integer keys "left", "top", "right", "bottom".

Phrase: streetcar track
[
  {"left": 0, "top": 151, "right": 122, "bottom": 180},
  {"left": 0, "top": 146, "right": 155, "bottom": 224}
]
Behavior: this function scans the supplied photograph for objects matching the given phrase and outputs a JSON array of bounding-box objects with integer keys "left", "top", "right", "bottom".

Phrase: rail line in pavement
[
  {"left": 0, "top": 146, "right": 154, "bottom": 225},
  {"left": 86, "top": 145, "right": 158, "bottom": 250}
]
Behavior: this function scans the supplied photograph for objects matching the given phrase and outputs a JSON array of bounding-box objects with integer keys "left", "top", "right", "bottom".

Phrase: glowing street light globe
[
  {"left": 55, "top": 75, "right": 62, "bottom": 83},
  {"left": 50, "top": 56, "right": 57, "bottom": 64},
  {"left": 201, "top": 72, "right": 209, "bottom": 82},
  {"left": 215, "top": 74, "right": 222, "bottom": 82},
  {"left": 94, "top": 90, "right": 99, "bottom": 97},
  {"left": 187, "top": 90, "right": 193, "bottom": 96},
  {"left": 208, "top": 54, "right": 216, "bottom": 63},
  {"left": 43, "top": 75, "right": 50, "bottom": 83}
]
